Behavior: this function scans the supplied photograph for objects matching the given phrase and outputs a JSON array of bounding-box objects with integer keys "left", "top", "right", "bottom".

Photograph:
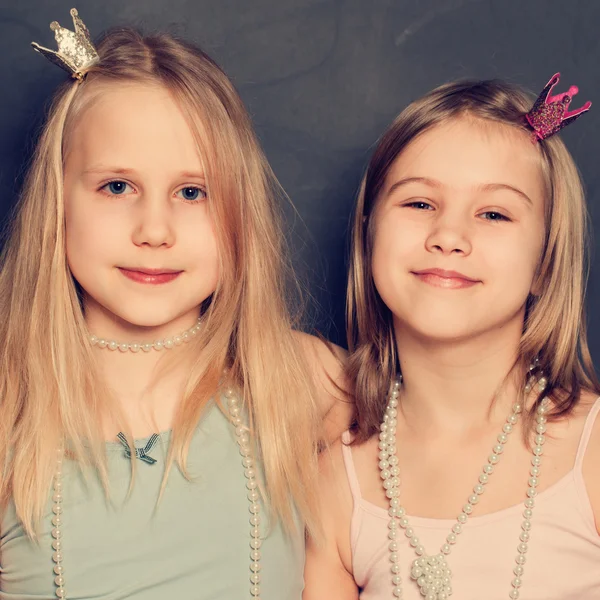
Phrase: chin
[
  {"left": 410, "top": 324, "right": 480, "bottom": 345},
  {"left": 395, "top": 308, "right": 488, "bottom": 345},
  {"left": 91, "top": 296, "right": 199, "bottom": 330}
]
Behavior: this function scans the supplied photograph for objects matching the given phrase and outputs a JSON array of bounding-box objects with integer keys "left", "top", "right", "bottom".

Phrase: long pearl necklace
[
  {"left": 379, "top": 376, "right": 550, "bottom": 600},
  {"left": 89, "top": 317, "right": 202, "bottom": 352},
  {"left": 51, "top": 387, "right": 263, "bottom": 599}
]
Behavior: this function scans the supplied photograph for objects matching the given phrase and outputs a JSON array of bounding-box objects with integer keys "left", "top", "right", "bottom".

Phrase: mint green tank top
[{"left": 0, "top": 400, "right": 305, "bottom": 599}]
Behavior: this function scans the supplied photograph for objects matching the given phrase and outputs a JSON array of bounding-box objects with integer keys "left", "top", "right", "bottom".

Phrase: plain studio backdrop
[{"left": 0, "top": 0, "right": 598, "bottom": 357}]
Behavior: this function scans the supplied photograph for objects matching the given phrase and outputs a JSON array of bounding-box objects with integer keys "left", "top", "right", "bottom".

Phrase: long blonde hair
[
  {"left": 347, "top": 78, "right": 599, "bottom": 442},
  {"left": 0, "top": 28, "right": 320, "bottom": 536}
]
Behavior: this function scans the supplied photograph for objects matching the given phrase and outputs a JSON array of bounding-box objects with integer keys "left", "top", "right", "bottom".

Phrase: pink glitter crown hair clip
[{"left": 525, "top": 72, "right": 591, "bottom": 142}]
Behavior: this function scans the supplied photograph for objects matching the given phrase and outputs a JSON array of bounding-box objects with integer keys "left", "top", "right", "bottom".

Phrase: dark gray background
[{"left": 1, "top": 0, "right": 599, "bottom": 358}]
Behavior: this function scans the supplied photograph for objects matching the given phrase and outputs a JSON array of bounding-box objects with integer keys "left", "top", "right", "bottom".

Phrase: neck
[
  {"left": 84, "top": 300, "right": 201, "bottom": 434},
  {"left": 394, "top": 319, "right": 525, "bottom": 434}
]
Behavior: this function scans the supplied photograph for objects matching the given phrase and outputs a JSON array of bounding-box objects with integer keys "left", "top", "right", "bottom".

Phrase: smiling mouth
[
  {"left": 411, "top": 269, "right": 480, "bottom": 289},
  {"left": 118, "top": 267, "right": 183, "bottom": 285}
]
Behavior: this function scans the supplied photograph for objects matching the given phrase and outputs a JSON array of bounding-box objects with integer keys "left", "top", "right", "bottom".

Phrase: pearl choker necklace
[
  {"left": 89, "top": 317, "right": 202, "bottom": 352},
  {"left": 379, "top": 375, "right": 549, "bottom": 599},
  {"left": 50, "top": 388, "right": 262, "bottom": 599}
]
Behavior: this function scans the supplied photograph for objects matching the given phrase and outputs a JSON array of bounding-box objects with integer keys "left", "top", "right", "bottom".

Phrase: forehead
[
  {"left": 65, "top": 82, "right": 203, "bottom": 171},
  {"left": 383, "top": 117, "right": 546, "bottom": 201}
]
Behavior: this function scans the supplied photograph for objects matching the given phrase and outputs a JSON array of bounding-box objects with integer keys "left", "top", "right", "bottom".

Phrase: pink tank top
[{"left": 341, "top": 398, "right": 600, "bottom": 600}]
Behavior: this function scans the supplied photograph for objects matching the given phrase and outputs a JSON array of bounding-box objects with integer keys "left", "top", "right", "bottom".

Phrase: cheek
[
  {"left": 64, "top": 196, "right": 124, "bottom": 269},
  {"left": 371, "top": 212, "right": 423, "bottom": 289},
  {"left": 481, "top": 227, "right": 544, "bottom": 296},
  {"left": 175, "top": 209, "right": 221, "bottom": 292}
]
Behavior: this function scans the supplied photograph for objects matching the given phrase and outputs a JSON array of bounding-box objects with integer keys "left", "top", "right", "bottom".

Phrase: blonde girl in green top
[{"left": 0, "top": 9, "right": 348, "bottom": 599}]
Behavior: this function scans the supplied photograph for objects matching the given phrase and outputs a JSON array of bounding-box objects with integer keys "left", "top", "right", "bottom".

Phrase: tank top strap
[
  {"left": 574, "top": 396, "right": 600, "bottom": 469},
  {"left": 340, "top": 430, "right": 363, "bottom": 503}
]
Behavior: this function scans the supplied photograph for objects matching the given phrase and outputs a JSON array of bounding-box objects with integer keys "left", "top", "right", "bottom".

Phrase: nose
[
  {"left": 424, "top": 211, "right": 472, "bottom": 256},
  {"left": 131, "top": 192, "right": 176, "bottom": 249}
]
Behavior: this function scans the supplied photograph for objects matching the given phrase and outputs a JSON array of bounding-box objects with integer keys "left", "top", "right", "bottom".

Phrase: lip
[
  {"left": 411, "top": 268, "right": 481, "bottom": 289},
  {"left": 118, "top": 267, "right": 183, "bottom": 285}
]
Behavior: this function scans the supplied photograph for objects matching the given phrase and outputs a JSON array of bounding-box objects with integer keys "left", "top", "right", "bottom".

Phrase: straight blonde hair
[
  {"left": 0, "top": 28, "right": 320, "bottom": 536},
  {"left": 347, "top": 78, "right": 599, "bottom": 442}
]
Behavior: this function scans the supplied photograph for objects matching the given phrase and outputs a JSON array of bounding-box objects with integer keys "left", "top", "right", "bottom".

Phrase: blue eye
[
  {"left": 481, "top": 211, "right": 510, "bottom": 222},
  {"left": 102, "top": 181, "right": 133, "bottom": 195},
  {"left": 406, "top": 201, "right": 433, "bottom": 210},
  {"left": 176, "top": 186, "right": 206, "bottom": 202}
]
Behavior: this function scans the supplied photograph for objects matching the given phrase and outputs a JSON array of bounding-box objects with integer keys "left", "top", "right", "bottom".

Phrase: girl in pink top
[{"left": 304, "top": 75, "right": 600, "bottom": 600}]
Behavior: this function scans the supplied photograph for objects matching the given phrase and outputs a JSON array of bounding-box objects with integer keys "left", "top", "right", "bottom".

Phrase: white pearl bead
[
  {"left": 377, "top": 377, "right": 540, "bottom": 600},
  {"left": 517, "top": 542, "right": 528, "bottom": 554}
]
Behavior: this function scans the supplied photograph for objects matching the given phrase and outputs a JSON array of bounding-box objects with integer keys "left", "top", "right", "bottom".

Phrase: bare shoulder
[
  {"left": 293, "top": 331, "right": 354, "bottom": 442},
  {"left": 579, "top": 390, "right": 600, "bottom": 534}
]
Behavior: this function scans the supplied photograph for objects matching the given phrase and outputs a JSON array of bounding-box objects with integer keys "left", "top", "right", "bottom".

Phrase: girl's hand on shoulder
[
  {"left": 294, "top": 331, "right": 354, "bottom": 443},
  {"left": 303, "top": 440, "right": 359, "bottom": 600}
]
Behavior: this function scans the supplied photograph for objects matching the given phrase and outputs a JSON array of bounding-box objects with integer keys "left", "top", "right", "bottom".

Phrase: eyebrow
[
  {"left": 477, "top": 182, "right": 533, "bottom": 207},
  {"left": 81, "top": 166, "right": 206, "bottom": 180},
  {"left": 386, "top": 177, "right": 532, "bottom": 206},
  {"left": 386, "top": 177, "right": 441, "bottom": 197}
]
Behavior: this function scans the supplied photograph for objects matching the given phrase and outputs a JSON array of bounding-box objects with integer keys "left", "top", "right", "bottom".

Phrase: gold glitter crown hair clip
[{"left": 31, "top": 8, "right": 99, "bottom": 81}]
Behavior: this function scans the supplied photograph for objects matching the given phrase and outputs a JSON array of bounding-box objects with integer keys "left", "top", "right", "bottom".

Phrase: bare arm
[
  {"left": 582, "top": 396, "right": 600, "bottom": 535},
  {"left": 303, "top": 441, "right": 359, "bottom": 599}
]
